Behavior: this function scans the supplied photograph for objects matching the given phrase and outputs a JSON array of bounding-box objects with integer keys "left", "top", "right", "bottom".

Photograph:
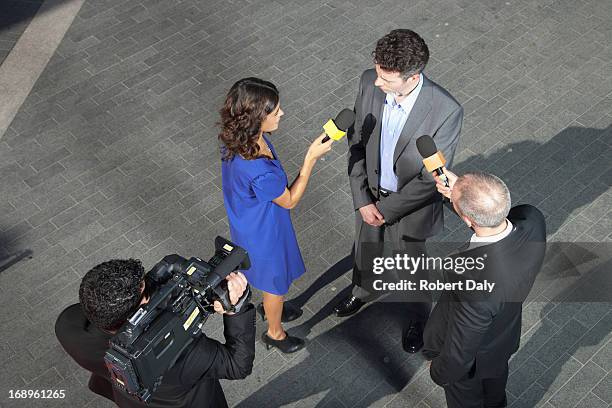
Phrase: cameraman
[{"left": 55, "top": 259, "right": 255, "bottom": 408}]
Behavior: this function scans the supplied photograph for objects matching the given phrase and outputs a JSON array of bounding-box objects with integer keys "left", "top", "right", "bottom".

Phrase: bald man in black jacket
[
  {"left": 423, "top": 171, "right": 546, "bottom": 408},
  {"left": 55, "top": 259, "right": 255, "bottom": 408}
]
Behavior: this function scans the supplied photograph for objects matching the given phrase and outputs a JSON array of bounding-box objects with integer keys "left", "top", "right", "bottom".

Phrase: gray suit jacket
[{"left": 347, "top": 69, "right": 463, "bottom": 239}]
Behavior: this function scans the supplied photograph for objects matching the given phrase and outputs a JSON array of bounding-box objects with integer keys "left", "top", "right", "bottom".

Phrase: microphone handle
[
  {"left": 435, "top": 168, "right": 450, "bottom": 188},
  {"left": 321, "top": 135, "right": 331, "bottom": 143}
]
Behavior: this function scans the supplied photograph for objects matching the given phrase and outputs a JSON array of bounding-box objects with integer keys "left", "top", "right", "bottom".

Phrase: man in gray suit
[{"left": 335, "top": 29, "right": 463, "bottom": 353}]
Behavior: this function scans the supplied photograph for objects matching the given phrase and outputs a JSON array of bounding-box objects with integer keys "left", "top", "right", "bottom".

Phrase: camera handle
[{"left": 213, "top": 283, "right": 251, "bottom": 313}]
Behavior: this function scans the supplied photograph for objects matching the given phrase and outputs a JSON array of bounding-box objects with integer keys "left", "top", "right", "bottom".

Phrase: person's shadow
[
  {"left": 287, "top": 254, "right": 354, "bottom": 336},
  {"left": 0, "top": 249, "right": 32, "bottom": 274},
  {"left": 449, "top": 125, "right": 611, "bottom": 239},
  {"left": 237, "top": 301, "right": 429, "bottom": 408},
  {"left": 507, "top": 243, "right": 611, "bottom": 406},
  {"left": 0, "top": 230, "right": 33, "bottom": 275}
]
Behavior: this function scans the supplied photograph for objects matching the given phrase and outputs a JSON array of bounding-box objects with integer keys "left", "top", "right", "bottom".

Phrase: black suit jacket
[
  {"left": 55, "top": 303, "right": 256, "bottom": 408},
  {"left": 347, "top": 69, "right": 463, "bottom": 239},
  {"left": 424, "top": 205, "right": 546, "bottom": 385}
]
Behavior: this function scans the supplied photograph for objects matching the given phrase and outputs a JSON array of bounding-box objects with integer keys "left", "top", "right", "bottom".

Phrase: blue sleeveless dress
[{"left": 221, "top": 136, "right": 305, "bottom": 295}]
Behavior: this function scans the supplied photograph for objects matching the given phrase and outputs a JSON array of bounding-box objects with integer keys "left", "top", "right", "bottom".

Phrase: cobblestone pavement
[
  {"left": 0, "top": 0, "right": 610, "bottom": 407},
  {"left": 0, "top": 0, "right": 44, "bottom": 65}
]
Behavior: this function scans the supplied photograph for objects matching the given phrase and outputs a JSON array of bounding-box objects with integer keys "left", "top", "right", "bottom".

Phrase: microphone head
[
  {"left": 333, "top": 109, "right": 356, "bottom": 131},
  {"left": 416, "top": 135, "right": 437, "bottom": 158}
]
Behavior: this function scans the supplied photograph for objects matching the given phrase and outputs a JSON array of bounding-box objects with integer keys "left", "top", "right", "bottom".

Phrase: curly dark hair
[
  {"left": 373, "top": 29, "right": 429, "bottom": 78},
  {"left": 79, "top": 259, "right": 145, "bottom": 331},
  {"left": 218, "top": 77, "right": 279, "bottom": 161}
]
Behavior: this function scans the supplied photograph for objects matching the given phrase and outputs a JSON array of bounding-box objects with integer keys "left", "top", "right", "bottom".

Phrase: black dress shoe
[
  {"left": 402, "top": 321, "right": 425, "bottom": 353},
  {"left": 334, "top": 295, "right": 365, "bottom": 317},
  {"left": 256, "top": 302, "right": 303, "bottom": 323},
  {"left": 262, "top": 332, "right": 305, "bottom": 354}
]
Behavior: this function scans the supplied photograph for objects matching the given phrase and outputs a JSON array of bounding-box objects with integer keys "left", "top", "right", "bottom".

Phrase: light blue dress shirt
[{"left": 379, "top": 73, "right": 423, "bottom": 192}]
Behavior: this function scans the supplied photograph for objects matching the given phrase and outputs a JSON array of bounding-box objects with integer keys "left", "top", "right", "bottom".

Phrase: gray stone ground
[
  {"left": 0, "top": 0, "right": 611, "bottom": 407},
  {"left": 0, "top": 0, "right": 44, "bottom": 65}
]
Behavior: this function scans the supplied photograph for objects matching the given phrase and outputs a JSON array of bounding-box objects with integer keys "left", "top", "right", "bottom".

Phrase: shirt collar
[
  {"left": 470, "top": 219, "right": 514, "bottom": 245},
  {"left": 384, "top": 73, "right": 423, "bottom": 109}
]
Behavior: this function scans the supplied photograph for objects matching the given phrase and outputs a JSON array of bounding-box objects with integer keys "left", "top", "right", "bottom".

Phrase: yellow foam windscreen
[{"left": 323, "top": 119, "right": 346, "bottom": 141}]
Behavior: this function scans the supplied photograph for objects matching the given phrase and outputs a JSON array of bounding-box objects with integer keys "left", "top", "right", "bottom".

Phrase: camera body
[{"left": 104, "top": 236, "right": 250, "bottom": 403}]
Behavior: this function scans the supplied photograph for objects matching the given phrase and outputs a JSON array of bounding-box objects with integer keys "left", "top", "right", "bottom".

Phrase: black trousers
[
  {"left": 444, "top": 366, "right": 508, "bottom": 408},
  {"left": 351, "top": 211, "right": 431, "bottom": 322}
]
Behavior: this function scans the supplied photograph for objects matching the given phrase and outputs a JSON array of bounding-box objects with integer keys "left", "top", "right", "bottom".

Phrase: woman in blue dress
[{"left": 218, "top": 78, "right": 333, "bottom": 353}]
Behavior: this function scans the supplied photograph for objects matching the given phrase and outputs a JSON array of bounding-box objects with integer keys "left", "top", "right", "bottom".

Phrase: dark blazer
[
  {"left": 55, "top": 303, "right": 256, "bottom": 408},
  {"left": 424, "top": 205, "right": 547, "bottom": 385},
  {"left": 347, "top": 69, "right": 463, "bottom": 239}
]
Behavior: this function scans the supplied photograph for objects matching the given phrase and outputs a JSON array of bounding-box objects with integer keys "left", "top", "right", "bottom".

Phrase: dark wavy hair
[
  {"left": 373, "top": 29, "right": 429, "bottom": 79},
  {"left": 79, "top": 259, "right": 145, "bottom": 331},
  {"left": 218, "top": 77, "right": 280, "bottom": 160}
]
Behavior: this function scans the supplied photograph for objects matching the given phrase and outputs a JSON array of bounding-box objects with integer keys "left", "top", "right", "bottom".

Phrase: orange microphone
[{"left": 416, "top": 135, "right": 449, "bottom": 187}]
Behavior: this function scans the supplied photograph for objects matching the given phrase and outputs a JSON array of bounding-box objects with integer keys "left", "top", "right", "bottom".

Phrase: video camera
[{"left": 104, "top": 236, "right": 250, "bottom": 403}]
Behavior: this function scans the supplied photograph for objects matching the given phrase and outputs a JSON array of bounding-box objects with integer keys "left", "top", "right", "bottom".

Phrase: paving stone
[
  {"left": 548, "top": 362, "right": 607, "bottom": 408},
  {"left": 575, "top": 392, "right": 609, "bottom": 408}
]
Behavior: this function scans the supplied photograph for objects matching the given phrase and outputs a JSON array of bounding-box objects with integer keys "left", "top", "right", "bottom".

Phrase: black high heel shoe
[
  {"left": 256, "top": 302, "right": 303, "bottom": 323},
  {"left": 261, "top": 332, "right": 305, "bottom": 354}
]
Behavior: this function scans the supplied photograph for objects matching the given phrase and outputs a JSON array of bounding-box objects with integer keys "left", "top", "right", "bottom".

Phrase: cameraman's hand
[
  {"left": 227, "top": 272, "right": 248, "bottom": 305},
  {"left": 213, "top": 272, "right": 248, "bottom": 314}
]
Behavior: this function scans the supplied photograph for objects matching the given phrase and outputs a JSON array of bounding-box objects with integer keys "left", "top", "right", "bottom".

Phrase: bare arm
[{"left": 274, "top": 133, "right": 332, "bottom": 209}]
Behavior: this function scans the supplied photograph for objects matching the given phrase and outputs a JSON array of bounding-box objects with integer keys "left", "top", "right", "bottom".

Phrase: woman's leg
[{"left": 263, "top": 291, "right": 286, "bottom": 339}]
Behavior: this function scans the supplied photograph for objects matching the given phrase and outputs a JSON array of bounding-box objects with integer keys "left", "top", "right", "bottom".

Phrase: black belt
[{"left": 379, "top": 188, "right": 393, "bottom": 197}]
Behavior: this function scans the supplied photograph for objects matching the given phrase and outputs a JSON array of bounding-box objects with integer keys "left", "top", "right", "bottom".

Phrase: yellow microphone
[{"left": 322, "top": 109, "right": 355, "bottom": 143}]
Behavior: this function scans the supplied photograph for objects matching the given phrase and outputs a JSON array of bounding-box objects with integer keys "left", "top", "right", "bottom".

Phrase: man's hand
[
  {"left": 359, "top": 203, "right": 385, "bottom": 226},
  {"left": 434, "top": 167, "right": 458, "bottom": 200},
  {"left": 213, "top": 272, "right": 248, "bottom": 314}
]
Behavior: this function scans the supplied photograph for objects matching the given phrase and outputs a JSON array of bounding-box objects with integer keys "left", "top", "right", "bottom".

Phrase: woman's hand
[
  {"left": 305, "top": 132, "right": 333, "bottom": 162},
  {"left": 274, "top": 133, "right": 333, "bottom": 210}
]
